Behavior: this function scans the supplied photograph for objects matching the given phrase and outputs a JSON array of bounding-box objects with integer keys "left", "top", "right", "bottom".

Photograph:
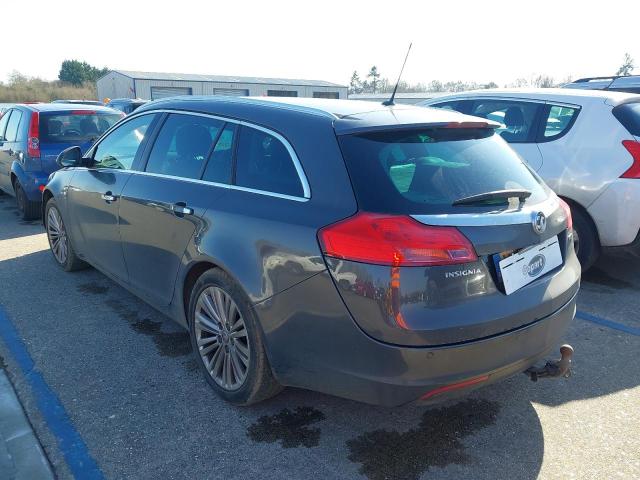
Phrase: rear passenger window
[
  {"left": 146, "top": 114, "right": 223, "bottom": 180},
  {"left": 235, "top": 126, "right": 303, "bottom": 197},
  {"left": 612, "top": 103, "right": 640, "bottom": 136},
  {"left": 202, "top": 124, "right": 235, "bottom": 184},
  {"left": 470, "top": 100, "right": 541, "bottom": 143},
  {"left": 4, "top": 110, "right": 22, "bottom": 142},
  {"left": 543, "top": 105, "right": 579, "bottom": 139},
  {"left": 428, "top": 100, "right": 473, "bottom": 114}
]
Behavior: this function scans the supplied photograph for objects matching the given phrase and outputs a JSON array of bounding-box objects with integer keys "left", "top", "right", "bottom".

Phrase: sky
[{"left": 2, "top": 0, "right": 638, "bottom": 87}]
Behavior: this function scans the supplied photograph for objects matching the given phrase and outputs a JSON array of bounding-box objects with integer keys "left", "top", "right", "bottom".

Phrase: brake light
[
  {"left": 71, "top": 110, "right": 96, "bottom": 115},
  {"left": 621, "top": 140, "right": 640, "bottom": 178},
  {"left": 318, "top": 212, "right": 478, "bottom": 267},
  {"left": 558, "top": 198, "right": 573, "bottom": 231},
  {"left": 27, "top": 112, "right": 40, "bottom": 158}
]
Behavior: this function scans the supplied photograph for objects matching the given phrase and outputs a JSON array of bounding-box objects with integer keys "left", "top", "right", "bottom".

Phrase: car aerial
[
  {"left": 106, "top": 98, "right": 148, "bottom": 115},
  {"left": 42, "top": 96, "right": 580, "bottom": 406},
  {"left": 562, "top": 75, "right": 640, "bottom": 94},
  {"left": 51, "top": 99, "right": 105, "bottom": 106},
  {"left": 419, "top": 89, "right": 640, "bottom": 270},
  {"left": 0, "top": 103, "right": 123, "bottom": 219}
]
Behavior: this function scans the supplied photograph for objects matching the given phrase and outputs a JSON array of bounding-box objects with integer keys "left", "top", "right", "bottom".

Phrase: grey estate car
[{"left": 43, "top": 97, "right": 581, "bottom": 406}]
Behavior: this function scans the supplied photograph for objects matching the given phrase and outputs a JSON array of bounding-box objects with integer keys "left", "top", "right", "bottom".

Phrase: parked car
[
  {"left": 106, "top": 98, "right": 148, "bottom": 115},
  {"left": 52, "top": 99, "right": 105, "bottom": 106},
  {"left": 0, "top": 103, "right": 123, "bottom": 219},
  {"left": 419, "top": 89, "right": 640, "bottom": 269},
  {"left": 563, "top": 76, "right": 640, "bottom": 94},
  {"left": 43, "top": 97, "right": 580, "bottom": 406}
]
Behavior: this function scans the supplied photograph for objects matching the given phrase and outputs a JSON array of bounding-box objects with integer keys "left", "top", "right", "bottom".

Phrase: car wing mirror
[{"left": 56, "top": 146, "right": 83, "bottom": 168}]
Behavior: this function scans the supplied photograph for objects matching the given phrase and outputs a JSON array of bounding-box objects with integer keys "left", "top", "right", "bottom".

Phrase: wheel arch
[
  {"left": 180, "top": 258, "right": 250, "bottom": 331},
  {"left": 559, "top": 195, "right": 601, "bottom": 245}
]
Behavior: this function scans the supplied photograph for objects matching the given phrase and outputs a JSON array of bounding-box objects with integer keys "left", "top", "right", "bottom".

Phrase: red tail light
[
  {"left": 621, "top": 140, "right": 640, "bottom": 178},
  {"left": 558, "top": 198, "right": 573, "bottom": 231},
  {"left": 71, "top": 110, "right": 96, "bottom": 115},
  {"left": 28, "top": 112, "right": 40, "bottom": 158},
  {"left": 318, "top": 212, "right": 478, "bottom": 267}
]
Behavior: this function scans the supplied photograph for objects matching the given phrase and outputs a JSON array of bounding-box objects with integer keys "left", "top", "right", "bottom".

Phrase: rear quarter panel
[
  {"left": 169, "top": 111, "right": 358, "bottom": 325},
  {"left": 537, "top": 99, "right": 633, "bottom": 208}
]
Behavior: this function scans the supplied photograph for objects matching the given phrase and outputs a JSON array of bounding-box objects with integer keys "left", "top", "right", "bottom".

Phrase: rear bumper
[
  {"left": 256, "top": 271, "right": 577, "bottom": 407},
  {"left": 603, "top": 229, "right": 640, "bottom": 257}
]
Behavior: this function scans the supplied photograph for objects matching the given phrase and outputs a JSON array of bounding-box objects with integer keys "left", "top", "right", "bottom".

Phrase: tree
[
  {"left": 59, "top": 60, "right": 109, "bottom": 85},
  {"left": 367, "top": 66, "right": 381, "bottom": 93},
  {"left": 483, "top": 81, "right": 498, "bottom": 89},
  {"left": 428, "top": 80, "right": 443, "bottom": 92},
  {"left": 532, "top": 75, "right": 554, "bottom": 88},
  {"left": 616, "top": 53, "right": 635, "bottom": 76},
  {"left": 349, "top": 71, "right": 363, "bottom": 94}
]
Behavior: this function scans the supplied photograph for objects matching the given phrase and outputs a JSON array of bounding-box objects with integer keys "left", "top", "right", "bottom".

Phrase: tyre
[
  {"left": 44, "top": 199, "right": 87, "bottom": 271},
  {"left": 570, "top": 204, "right": 600, "bottom": 271},
  {"left": 14, "top": 181, "right": 40, "bottom": 220},
  {"left": 188, "top": 268, "right": 282, "bottom": 405}
]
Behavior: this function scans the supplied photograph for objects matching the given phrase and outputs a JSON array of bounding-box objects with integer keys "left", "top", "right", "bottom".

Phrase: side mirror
[{"left": 56, "top": 146, "right": 82, "bottom": 168}]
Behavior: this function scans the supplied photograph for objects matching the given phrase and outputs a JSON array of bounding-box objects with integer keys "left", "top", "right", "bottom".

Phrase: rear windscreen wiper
[{"left": 452, "top": 189, "right": 532, "bottom": 207}]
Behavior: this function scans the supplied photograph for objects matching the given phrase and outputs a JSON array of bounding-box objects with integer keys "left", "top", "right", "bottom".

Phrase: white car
[{"left": 419, "top": 89, "right": 640, "bottom": 269}]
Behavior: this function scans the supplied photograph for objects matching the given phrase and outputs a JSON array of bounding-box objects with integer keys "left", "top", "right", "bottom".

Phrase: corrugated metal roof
[{"left": 109, "top": 70, "right": 346, "bottom": 88}]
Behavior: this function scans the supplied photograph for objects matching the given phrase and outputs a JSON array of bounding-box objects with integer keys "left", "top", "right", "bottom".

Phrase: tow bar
[{"left": 524, "top": 344, "right": 574, "bottom": 382}]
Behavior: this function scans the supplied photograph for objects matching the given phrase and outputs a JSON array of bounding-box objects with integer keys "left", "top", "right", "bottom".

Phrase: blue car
[{"left": 0, "top": 103, "right": 123, "bottom": 219}]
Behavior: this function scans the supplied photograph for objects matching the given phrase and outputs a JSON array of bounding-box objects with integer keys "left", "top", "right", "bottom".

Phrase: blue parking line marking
[
  {"left": 0, "top": 305, "right": 104, "bottom": 480},
  {"left": 576, "top": 310, "right": 640, "bottom": 336}
]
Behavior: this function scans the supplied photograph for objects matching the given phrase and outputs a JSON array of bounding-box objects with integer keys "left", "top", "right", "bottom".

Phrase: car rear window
[
  {"left": 338, "top": 128, "right": 548, "bottom": 215},
  {"left": 39, "top": 112, "right": 122, "bottom": 144},
  {"left": 613, "top": 103, "right": 640, "bottom": 136}
]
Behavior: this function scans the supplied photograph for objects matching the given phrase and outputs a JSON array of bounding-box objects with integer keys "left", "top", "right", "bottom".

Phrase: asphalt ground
[{"left": 0, "top": 192, "right": 638, "bottom": 480}]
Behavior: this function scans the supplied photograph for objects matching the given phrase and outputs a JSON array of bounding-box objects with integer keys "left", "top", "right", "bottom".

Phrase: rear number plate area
[{"left": 496, "top": 236, "right": 562, "bottom": 295}]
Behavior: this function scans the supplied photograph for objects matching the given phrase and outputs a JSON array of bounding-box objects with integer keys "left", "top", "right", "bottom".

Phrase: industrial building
[{"left": 97, "top": 70, "right": 348, "bottom": 101}]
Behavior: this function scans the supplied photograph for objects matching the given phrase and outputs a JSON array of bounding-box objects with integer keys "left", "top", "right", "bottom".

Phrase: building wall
[
  {"left": 132, "top": 79, "right": 347, "bottom": 100},
  {"left": 96, "top": 72, "right": 135, "bottom": 101}
]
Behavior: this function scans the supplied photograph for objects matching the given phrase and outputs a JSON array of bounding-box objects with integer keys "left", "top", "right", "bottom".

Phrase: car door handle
[
  {"left": 172, "top": 202, "right": 193, "bottom": 216},
  {"left": 101, "top": 192, "right": 117, "bottom": 202}
]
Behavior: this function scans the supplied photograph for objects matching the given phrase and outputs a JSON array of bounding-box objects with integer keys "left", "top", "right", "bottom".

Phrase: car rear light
[
  {"left": 621, "top": 140, "right": 640, "bottom": 178},
  {"left": 558, "top": 198, "right": 573, "bottom": 231},
  {"left": 27, "top": 112, "right": 40, "bottom": 158},
  {"left": 71, "top": 110, "right": 96, "bottom": 115},
  {"left": 38, "top": 184, "right": 45, "bottom": 192},
  {"left": 318, "top": 212, "right": 478, "bottom": 267}
]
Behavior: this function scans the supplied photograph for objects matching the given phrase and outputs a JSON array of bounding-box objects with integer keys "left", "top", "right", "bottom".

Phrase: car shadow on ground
[{"left": 0, "top": 240, "right": 638, "bottom": 479}]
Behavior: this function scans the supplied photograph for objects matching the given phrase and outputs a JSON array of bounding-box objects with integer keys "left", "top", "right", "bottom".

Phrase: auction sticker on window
[{"left": 499, "top": 236, "right": 562, "bottom": 295}]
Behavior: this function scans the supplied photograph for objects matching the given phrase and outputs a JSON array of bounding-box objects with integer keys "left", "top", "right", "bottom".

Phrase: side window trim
[
  {"left": 105, "top": 108, "right": 311, "bottom": 200},
  {"left": 235, "top": 121, "right": 310, "bottom": 198}
]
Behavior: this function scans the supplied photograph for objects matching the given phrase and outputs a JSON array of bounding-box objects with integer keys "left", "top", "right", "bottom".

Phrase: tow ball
[{"left": 524, "top": 344, "right": 574, "bottom": 382}]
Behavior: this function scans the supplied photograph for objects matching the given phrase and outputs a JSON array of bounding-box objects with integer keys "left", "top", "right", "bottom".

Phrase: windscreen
[
  {"left": 39, "top": 112, "right": 122, "bottom": 144},
  {"left": 338, "top": 128, "right": 548, "bottom": 215},
  {"left": 613, "top": 103, "right": 640, "bottom": 136}
]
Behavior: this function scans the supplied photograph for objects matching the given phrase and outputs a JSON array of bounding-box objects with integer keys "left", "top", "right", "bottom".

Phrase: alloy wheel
[
  {"left": 194, "top": 287, "right": 250, "bottom": 390},
  {"left": 47, "top": 207, "right": 68, "bottom": 264}
]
